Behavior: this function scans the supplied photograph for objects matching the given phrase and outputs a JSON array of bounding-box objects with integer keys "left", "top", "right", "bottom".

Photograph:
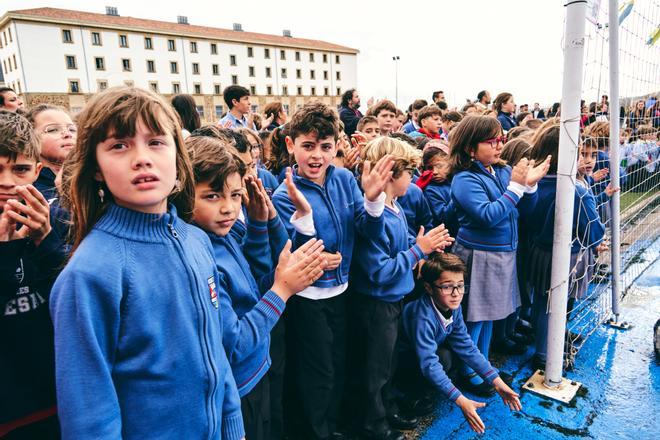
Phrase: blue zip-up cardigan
[
  {"left": 272, "top": 165, "right": 384, "bottom": 288},
  {"left": 497, "top": 112, "right": 517, "bottom": 132},
  {"left": 351, "top": 202, "right": 426, "bottom": 302},
  {"left": 423, "top": 180, "right": 459, "bottom": 237},
  {"left": 397, "top": 182, "right": 433, "bottom": 239},
  {"left": 49, "top": 204, "right": 244, "bottom": 440},
  {"left": 208, "top": 217, "right": 287, "bottom": 397},
  {"left": 451, "top": 162, "right": 537, "bottom": 252},
  {"left": 400, "top": 295, "right": 499, "bottom": 401},
  {"left": 528, "top": 175, "right": 605, "bottom": 253},
  {"left": 257, "top": 167, "right": 280, "bottom": 198}
]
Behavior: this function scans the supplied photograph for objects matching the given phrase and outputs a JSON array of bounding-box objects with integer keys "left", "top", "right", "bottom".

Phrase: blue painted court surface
[{"left": 419, "top": 258, "right": 660, "bottom": 440}]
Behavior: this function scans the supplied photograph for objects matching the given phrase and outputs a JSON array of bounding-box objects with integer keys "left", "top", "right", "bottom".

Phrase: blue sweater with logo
[
  {"left": 272, "top": 165, "right": 384, "bottom": 288},
  {"left": 208, "top": 216, "right": 289, "bottom": 397},
  {"left": 352, "top": 203, "right": 426, "bottom": 302},
  {"left": 451, "top": 162, "right": 538, "bottom": 252},
  {"left": 400, "top": 295, "right": 499, "bottom": 401},
  {"left": 423, "top": 180, "right": 459, "bottom": 237},
  {"left": 49, "top": 204, "right": 244, "bottom": 440},
  {"left": 397, "top": 182, "right": 433, "bottom": 239}
]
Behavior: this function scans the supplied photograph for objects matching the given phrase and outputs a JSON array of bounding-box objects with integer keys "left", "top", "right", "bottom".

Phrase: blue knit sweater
[
  {"left": 272, "top": 165, "right": 384, "bottom": 288},
  {"left": 451, "top": 162, "right": 538, "bottom": 251},
  {"left": 208, "top": 217, "right": 288, "bottom": 397},
  {"left": 423, "top": 180, "right": 459, "bottom": 237},
  {"left": 352, "top": 203, "right": 425, "bottom": 302},
  {"left": 397, "top": 182, "right": 433, "bottom": 239},
  {"left": 50, "top": 204, "right": 244, "bottom": 440},
  {"left": 400, "top": 295, "right": 499, "bottom": 401}
]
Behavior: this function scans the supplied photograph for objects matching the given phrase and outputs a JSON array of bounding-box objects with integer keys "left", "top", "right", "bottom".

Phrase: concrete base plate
[
  {"left": 522, "top": 370, "right": 581, "bottom": 404},
  {"left": 606, "top": 317, "right": 632, "bottom": 330}
]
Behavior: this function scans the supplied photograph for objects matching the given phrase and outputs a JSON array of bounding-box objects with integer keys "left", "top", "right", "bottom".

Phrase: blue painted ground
[{"left": 419, "top": 258, "right": 660, "bottom": 440}]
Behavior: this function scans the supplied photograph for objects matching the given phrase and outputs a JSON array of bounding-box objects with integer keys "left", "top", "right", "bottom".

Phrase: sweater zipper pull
[{"left": 168, "top": 223, "right": 179, "bottom": 238}]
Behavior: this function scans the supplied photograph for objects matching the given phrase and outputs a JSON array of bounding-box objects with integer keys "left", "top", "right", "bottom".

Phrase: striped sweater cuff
[
  {"left": 409, "top": 244, "right": 426, "bottom": 263},
  {"left": 247, "top": 218, "right": 268, "bottom": 234},
  {"left": 445, "top": 385, "right": 462, "bottom": 402},
  {"left": 222, "top": 413, "right": 245, "bottom": 440},
  {"left": 482, "top": 368, "right": 499, "bottom": 384},
  {"left": 258, "top": 290, "right": 286, "bottom": 318}
]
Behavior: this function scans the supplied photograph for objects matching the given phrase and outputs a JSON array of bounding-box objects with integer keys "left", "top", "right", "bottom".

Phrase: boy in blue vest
[
  {"left": 272, "top": 102, "right": 395, "bottom": 440},
  {"left": 398, "top": 252, "right": 522, "bottom": 435},
  {"left": 187, "top": 134, "right": 328, "bottom": 440},
  {"left": 351, "top": 136, "right": 453, "bottom": 440}
]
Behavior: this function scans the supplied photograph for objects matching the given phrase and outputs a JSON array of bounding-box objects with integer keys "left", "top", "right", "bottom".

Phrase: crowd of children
[{"left": 0, "top": 82, "right": 657, "bottom": 440}]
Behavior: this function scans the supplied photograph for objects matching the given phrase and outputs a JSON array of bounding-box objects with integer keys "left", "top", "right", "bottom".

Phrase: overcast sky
[{"left": 3, "top": 0, "right": 570, "bottom": 108}]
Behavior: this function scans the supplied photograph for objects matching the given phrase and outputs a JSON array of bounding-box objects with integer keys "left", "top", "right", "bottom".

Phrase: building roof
[{"left": 0, "top": 7, "right": 359, "bottom": 54}]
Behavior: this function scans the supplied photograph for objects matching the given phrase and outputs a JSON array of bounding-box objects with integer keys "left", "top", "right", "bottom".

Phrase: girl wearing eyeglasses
[{"left": 447, "top": 115, "right": 550, "bottom": 396}]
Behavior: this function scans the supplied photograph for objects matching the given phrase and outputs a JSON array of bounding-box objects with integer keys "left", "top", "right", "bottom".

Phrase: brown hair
[
  {"left": 263, "top": 101, "right": 284, "bottom": 122},
  {"left": 523, "top": 118, "right": 543, "bottom": 130},
  {"left": 62, "top": 86, "right": 194, "bottom": 252},
  {"left": 500, "top": 138, "right": 532, "bottom": 165},
  {"left": 529, "top": 119, "right": 560, "bottom": 174},
  {"left": 186, "top": 135, "right": 246, "bottom": 192},
  {"left": 420, "top": 252, "right": 466, "bottom": 285},
  {"left": 266, "top": 124, "right": 294, "bottom": 176},
  {"left": 442, "top": 110, "right": 463, "bottom": 123},
  {"left": 493, "top": 92, "right": 513, "bottom": 113},
  {"left": 416, "top": 105, "right": 442, "bottom": 127},
  {"left": 506, "top": 126, "right": 530, "bottom": 140},
  {"left": 25, "top": 103, "right": 69, "bottom": 125},
  {"left": 0, "top": 110, "right": 40, "bottom": 161},
  {"left": 361, "top": 136, "right": 420, "bottom": 178},
  {"left": 288, "top": 101, "right": 339, "bottom": 141},
  {"left": 449, "top": 115, "right": 503, "bottom": 172},
  {"left": 422, "top": 144, "right": 448, "bottom": 170},
  {"left": 636, "top": 125, "right": 657, "bottom": 137},
  {"left": 583, "top": 121, "right": 610, "bottom": 149},
  {"left": 368, "top": 99, "right": 397, "bottom": 117},
  {"left": 357, "top": 115, "right": 378, "bottom": 132}
]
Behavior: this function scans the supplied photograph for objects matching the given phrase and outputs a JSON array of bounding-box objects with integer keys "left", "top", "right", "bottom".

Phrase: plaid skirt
[{"left": 453, "top": 242, "right": 521, "bottom": 322}]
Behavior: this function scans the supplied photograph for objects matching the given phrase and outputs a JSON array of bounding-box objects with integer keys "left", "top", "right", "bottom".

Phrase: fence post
[
  {"left": 608, "top": 0, "right": 622, "bottom": 319},
  {"left": 544, "top": 0, "right": 587, "bottom": 388}
]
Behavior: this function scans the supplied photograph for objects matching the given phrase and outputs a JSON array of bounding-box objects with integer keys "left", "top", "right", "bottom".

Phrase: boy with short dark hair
[
  {"left": 220, "top": 85, "right": 256, "bottom": 129},
  {"left": 398, "top": 253, "right": 522, "bottom": 435},
  {"left": 368, "top": 100, "right": 398, "bottom": 136},
  {"left": 402, "top": 99, "right": 428, "bottom": 134},
  {"left": 0, "top": 111, "right": 66, "bottom": 438},
  {"left": 410, "top": 105, "right": 443, "bottom": 140},
  {"left": 272, "top": 101, "right": 395, "bottom": 439}
]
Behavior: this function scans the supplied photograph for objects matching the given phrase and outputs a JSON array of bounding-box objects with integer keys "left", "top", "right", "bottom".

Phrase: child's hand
[
  {"left": 510, "top": 158, "right": 531, "bottom": 186},
  {"left": 343, "top": 147, "right": 361, "bottom": 170},
  {"left": 525, "top": 155, "right": 552, "bottom": 187},
  {"left": 416, "top": 225, "right": 453, "bottom": 255},
  {"left": 350, "top": 132, "right": 368, "bottom": 153},
  {"left": 262, "top": 113, "right": 275, "bottom": 129},
  {"left": 604, "top": 184, "right": 620, "bottom": 197},
  {"left": 272, "top": 239, "right": 327, "bottom": 301},
  {"left": 3, "top": 185, "right": 52, "bottom": 246},
  {"left": 285, "top": 168, "right": 312, "bottom": 220},
  {"left": 361, "top": 154, "right": 395, "bottom": 202},
  {"left": 492, "top": 377, "right": 522, "bottom": 411},
  {"left": 592, "top": 168, "right": 609, "bottom": 182},
  {"left": 244, "top": 175, "right": 269, "bottom": 222},
  {"left": 455, "top": 395, "right": 487, "bottom": 434},
  {"left": 321, "top": 251, "right": 342, "bottom": 270},
  {"left": 596, "top": 241, "right": 609, "bottom": 254}
]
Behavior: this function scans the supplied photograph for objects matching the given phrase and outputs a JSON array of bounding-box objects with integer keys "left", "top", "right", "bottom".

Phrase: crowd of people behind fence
[{"left": 0, "top": 83, "right": 658, "bottom": 440}]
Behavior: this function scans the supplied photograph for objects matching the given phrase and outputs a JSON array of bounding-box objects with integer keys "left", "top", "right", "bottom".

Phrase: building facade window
[
  {"left": 211, "top": 43, "right": 218, "bottom": 54},
  {"left": 194, "top": 83, "right": 202, "bottom": 94},
  {"left": 311, "top": 86, "right": 316, "bottom": 95},
  {"left": 144, "top": 37, "right": 153, "bottom": 49},
  {"left": 69, "top": 80, "right": 80, "bottom": 93},
  {"left": 94, "top": 57, "right": 105, "bottom": 70},
  {"left": 296, "top": 69, "right": 301, "bottom": 79},
  {"left": 249, "top": 66, "right": 255, "bottom": 77},
  {"left": 297, "top": 86, "right": 303, "bottom": 95},
  {"left": 280, "top": 49, "right": 286, "bottom": 60},
  {"left": 324, "top": 87, "right": 329, "bottom": 96},
  {"left": 62, "top": 29, "right": 73, "bottom": 43},
  {"left": 295, "top": 51, "right": 300, "bottom": 61},
  {"left": 336, "top": 71, "right": 341, "bottom": 80},
  {"left": 215, "top": 105, "right": 224, "bottom": 117},
  {"left": 310, "top": 70, "right": 315, "bottom": 79},
  {"left": 214, "top": 84, "right": 221, "bottom": 95},
  {"left": 309, "top": 52, "right": 315, "bottom": 62},
  {"left": 150, "top": 82, "right": 159, "bottom": 92},
  {"left": 212, "top": 64, "right": 219, "bottom": 75},
  {"left": 281, "top": 68, "right": 287, "bottom": 78},
  {"left": 98, "top": 80, "right": 108, "bottom": 91},
  {"left": 266, "top": 85, "right": 273, "bottom": 95},
  {"left": 265, "top": 67, "right": 271, "bottom": 78},
  {"left": 65, "top": 55, "right": 77, "bottom": 69},
  {"left": 264, "top": 48, "right": 270, "bottom": 59},
  {"left": 282, "top": 86, "right": 288, "bottom": 96},
  {"left": 91, "top": 32, "right": 102, "bottom": 46},
  {"left": 172, "top": 82, "right": 181, "bottom": 93},
  {"left": 168, "top": 39, "right": 176, "bottom": 51},
  {"left": 230, "top": 55, "right": 236, "bottom": 66},
  {"left": 192, "top": 63, "right": 200, "bottom": 74},
  {"left": 122, "top": 58, "right": 131, "bottom": 71},
  {"left": 232, "top": 75, "right": 238, "bottom": 85},
  {"left": 247, "top": 47, "right": 253, "bottom": 57},
  {"left": 190, "top": 41, "right": 198, "bottom": 53},
  {"left": 336, "top": 87, "right": 341, "bottom": 95},
  {"left": 147, "top": 60, "right": 156, "bottom": 73},
  {"left": 323, "top": 70, "right": 328, "bottom": 80},
  {"left": 250, "top": 85, "right": 256, "bottom": 95},
  {"left": 119, "top": 34, "right": 128, "bottom": 47},
  {"left": 323, "top": 53, "right": 328, "bottom": 63},
  {"left": 170, "top": 61, "right": 178, "bottom": 73},
  {"left": 336, "top": 54, "right": 341, "bottom": 63}
]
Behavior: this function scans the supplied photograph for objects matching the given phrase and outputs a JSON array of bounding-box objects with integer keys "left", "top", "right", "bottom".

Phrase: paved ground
[{"left": 413, "top": 257, "right": 660, "bottom": 440}]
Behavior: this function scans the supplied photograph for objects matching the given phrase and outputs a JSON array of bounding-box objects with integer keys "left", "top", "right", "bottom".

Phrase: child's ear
[{"left": 284, "top": 135, "right": 295, "bottom": 154}]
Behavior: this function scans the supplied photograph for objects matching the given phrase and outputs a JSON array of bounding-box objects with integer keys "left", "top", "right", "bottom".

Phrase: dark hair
[
  {"left": 0, "top": 110, "right": 40, "bottom": 161},
  {"left": 493, "top": 92, "right": 513, "bottom": 113},
  {"left": 341, "top": 88, "right": 357, "bottom": 107},
  {"left": 432, "top": 91, "right": 444, "bottom": 101},
  {"left": 417, "top": 105, "right": 442, "bottom": 126},
  {"left": 388, "top": 132, "right": 417, "bottom": 147},
  {"left": 186, "top": 135, "right": 246, "bottom": 192},
  {"left": 420, "top": 252, "right": 466, "bottom": 285},
  {"left": 0, "top": 87, "right": 16, "bottom": 107},
  {"left": 411, "top": 99, "right": 428, "bottom": 111},
  {"left": 449, "top": 115, "right": 502, "bottom": 172},
  {"left": 477, "top": 90, "right": 488, "bottom": 102},
  {"left": 263, "top": 101, "right": 284, "bottom": 122},
  {"left": 368, "top": 100, "right": 397, "bottom": 117},
  {"left": 171, "top": 94, "right": 201, "bottom": 133},
  {"left": 529, "top": 120, "right": 560, "bottom": 174},
  {"left": 442, "top": 110, "right": 463, "bottom": 123},
  {"left": 223, "top": 85, "right": 250, "bottom": 109},
  {"left": 190, "top": 124, "right": 234, "bottom": 144},
  {"left": 515, "top": 112, "right": 531, "bottom": 125},
  {"left": 506, "top": 126, "right": 530, "bottom": 140},
  {"left": 436, "top": 101, "right": 448, "bottom": 111},
  {"left": 267, "top": 124, "right": 294, "bottom": 175},
  {"left": 422, "top": 144, "right": 447, "bottom": 169},
  {"left": 227, "top": 130, "right": 251, "bottom": 154},
  {"left": 288, "top": 101, "right": 339, "bottom": 141},
  {"left": 500, "top": 138, "right": 532, "bottom": 165}
]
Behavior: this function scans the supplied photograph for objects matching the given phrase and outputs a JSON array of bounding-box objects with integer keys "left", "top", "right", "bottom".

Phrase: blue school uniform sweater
[
  {"left": 258, "top": 167, "right": 280, "bottom": 198},
  {"left": 528, "top": 175, "right": 605, "bottom": 253},
  {"left": 49, "top": 203, "right": 244, "bottom": 440},
  {"left": 497, "top": 112, "right": 517, "bottom": 132},
  {"left": 208, "top": 218, "right": 286, "bottom": 397},
  {"left": 423, "top": 180, "right": 459, "bottom": 236},
  {"left": 272, "top": 165, "right": 384, "bottom": 288},
  {"left": 400, "top": 295, "right": 499, "bottom": 401},
  {"left": 352, "top": 202, "right": 426, "bottom": 302},
  {"left": 451, "top": 162, "right": 538, "bottom": 252},
  {"left": 397, "top": 182, "right": 433, "bottom": 239}
]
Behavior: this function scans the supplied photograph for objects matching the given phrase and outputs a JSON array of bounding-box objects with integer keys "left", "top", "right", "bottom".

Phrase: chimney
[
  {"left": 283, "top": 29, "right": 292, "bottom": 37},
  {"left": 177, "top": 16, "right": 189, "bottom": 25},
  {"left": 105, "top": 6, "right": 119, "bottom": 16},
  {"left": 232, "top": 23, "right": 243, "bottom": 32}
]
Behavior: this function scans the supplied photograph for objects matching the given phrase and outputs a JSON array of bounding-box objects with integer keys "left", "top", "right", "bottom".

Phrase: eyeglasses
[
  {"left": 43, "top": 124, "right": 77, "bottom": 136},
  {"left": 432, "top": 283, "right": 468, "bottom": 296},
  {"left": 482, "top": 135, "right": 507, "bottom": 148}
]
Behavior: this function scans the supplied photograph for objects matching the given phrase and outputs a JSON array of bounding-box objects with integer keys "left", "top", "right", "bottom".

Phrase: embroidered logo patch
[{"left": 208, "top": 276, "right": 218, "bottom": 309}]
